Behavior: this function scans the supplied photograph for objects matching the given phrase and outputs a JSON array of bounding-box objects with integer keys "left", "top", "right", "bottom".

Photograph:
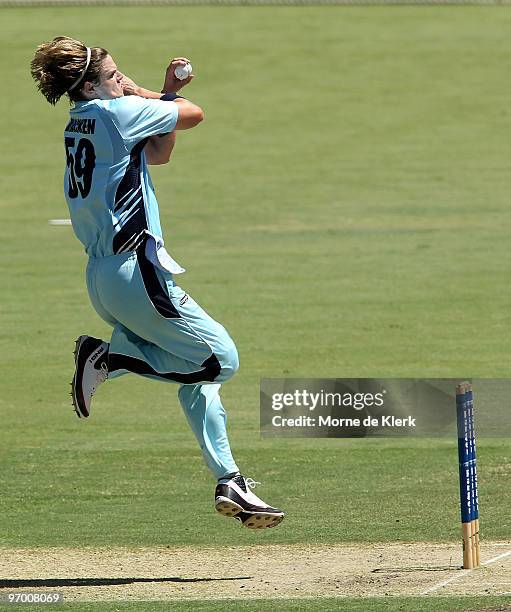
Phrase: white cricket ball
[{"left": 174, "top": 63, "right": 192, "bottom": 80}]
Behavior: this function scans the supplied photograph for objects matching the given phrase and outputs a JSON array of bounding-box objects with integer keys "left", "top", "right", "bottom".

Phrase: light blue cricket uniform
[{"left": 64, "top": 96, "right": 239, "bottom": 479}]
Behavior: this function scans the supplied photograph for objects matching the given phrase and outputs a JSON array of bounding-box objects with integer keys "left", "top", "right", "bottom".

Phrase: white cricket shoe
[
  {"left": 215, "top": 474, "right": 284, "bottom": 529},
  {"left": 71, "top": 335, "right": 109, "bottom": 418}
]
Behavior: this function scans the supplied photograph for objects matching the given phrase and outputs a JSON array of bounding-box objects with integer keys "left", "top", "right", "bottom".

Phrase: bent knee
[{"left": 215, "top": 339, "right": 239, "bottom": 383}]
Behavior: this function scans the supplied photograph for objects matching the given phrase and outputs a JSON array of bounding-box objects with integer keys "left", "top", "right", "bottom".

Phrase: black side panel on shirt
[{"left": 112, "top": 138, "right": 149, "bottom": 254}]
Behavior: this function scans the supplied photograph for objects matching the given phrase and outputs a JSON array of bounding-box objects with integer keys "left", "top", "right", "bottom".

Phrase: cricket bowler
[{"left": 30, "top": 36, "right": 284, "bottom": 529}]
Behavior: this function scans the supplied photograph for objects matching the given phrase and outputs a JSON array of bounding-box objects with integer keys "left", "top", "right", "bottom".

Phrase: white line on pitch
[
  {"left": 48, "top": 219, "right": 72, "bottom": 225},
  {"left": 421, "top": 549, "right": 511, "bottom": 596},
  {"left": 483, "top": 550, "right": 511, "bottom": 564}
]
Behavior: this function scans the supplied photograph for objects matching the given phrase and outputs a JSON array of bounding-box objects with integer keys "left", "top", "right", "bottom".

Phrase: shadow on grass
[{"left": 0, "top": 576, "right": 252, "bottom": 588}]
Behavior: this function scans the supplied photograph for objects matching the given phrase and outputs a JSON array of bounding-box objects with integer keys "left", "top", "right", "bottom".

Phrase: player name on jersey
[{"left": 65, "top": 118, "right": 96, "bottom": 134}]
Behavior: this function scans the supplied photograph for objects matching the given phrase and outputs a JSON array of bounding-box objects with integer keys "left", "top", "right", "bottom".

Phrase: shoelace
[{"left": 245, "top": 477, "right": 261, "bottom": 489}]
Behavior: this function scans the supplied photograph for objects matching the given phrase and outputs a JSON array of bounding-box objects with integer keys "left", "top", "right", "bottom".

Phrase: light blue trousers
[{"left": 86, "top": 248, "right": 240, "bottom": 480}]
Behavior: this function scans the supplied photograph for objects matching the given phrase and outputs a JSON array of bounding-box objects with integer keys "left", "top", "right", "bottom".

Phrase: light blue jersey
[{"left": 64, "top": 96, "right": 178, "bottom": 258}]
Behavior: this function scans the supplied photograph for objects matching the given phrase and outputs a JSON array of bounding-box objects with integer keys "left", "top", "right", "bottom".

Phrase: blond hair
[{"left": 30, "top": 36, "right": 108, "bottom": 105}]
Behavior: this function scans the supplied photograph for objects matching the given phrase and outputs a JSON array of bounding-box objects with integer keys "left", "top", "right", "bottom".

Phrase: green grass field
[
  {"left": 7, "top": 596, "right": 511, "bottom": 612},
  {"left": 1, "top": 5, "right": 511, "bottom": 610}
]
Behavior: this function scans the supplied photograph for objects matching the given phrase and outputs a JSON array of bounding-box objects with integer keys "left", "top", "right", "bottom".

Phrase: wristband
[{"left": 160, "top": 92, "right": 184, "bottom": 102}]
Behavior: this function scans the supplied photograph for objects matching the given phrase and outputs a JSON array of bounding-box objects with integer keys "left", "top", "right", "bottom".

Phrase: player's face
[{"left": 92, "top": 55, "right": 124, "bottom": 99}]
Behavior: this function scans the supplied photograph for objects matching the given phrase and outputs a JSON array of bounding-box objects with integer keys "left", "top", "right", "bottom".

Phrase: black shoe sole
[{"left": 71, "top": 335, "right": 91, "bottom": 419}]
